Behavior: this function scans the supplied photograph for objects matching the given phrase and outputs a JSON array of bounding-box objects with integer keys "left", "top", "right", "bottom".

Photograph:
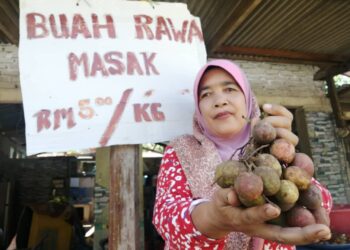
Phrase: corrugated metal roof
[
  {"left": 0, "top": 0, "right": 19, "bottom": 44},
  {"left": 151, "top": 0, "right": 350, "bottom": 69},
  {"left": 227, "top": 0, "right": 350, "bottom": 56}
]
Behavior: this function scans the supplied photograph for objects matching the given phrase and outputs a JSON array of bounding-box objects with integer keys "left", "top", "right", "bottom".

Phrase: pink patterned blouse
[{"left": 153, "top": 147, "right": 333, "bottom": 250}]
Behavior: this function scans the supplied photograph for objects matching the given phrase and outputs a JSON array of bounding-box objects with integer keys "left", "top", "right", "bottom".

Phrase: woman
[{"left": 153, "top": 59, "right": 332, "bottom": 249}]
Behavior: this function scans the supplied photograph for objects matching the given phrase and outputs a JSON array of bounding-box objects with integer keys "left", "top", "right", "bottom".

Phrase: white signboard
[{"left": 19, "top": 0, "right": 207, "bottom": 155}]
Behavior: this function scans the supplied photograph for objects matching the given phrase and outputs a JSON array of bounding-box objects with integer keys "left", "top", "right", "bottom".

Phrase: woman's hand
[
  {"left": 191, "top": 187, "right": 331, "bottom": 245},
  {"left": 261, "top": 103, "right": 299, "bottom": 146}
]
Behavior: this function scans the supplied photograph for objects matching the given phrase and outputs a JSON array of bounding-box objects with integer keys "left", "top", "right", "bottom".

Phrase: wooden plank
[
  {"left": 314, "top": 62, "right": 350, "bottom": 80},
  {"left": 215, "top": 46, "right": 345, "bottom": 64},
  {"left": 109, "top": 145, "right": 142, "bottom": 250},
  {"left": 256, "top": 95, "right": 332, "bottom": 112},
  {"left": 207, "top": 0, "right": 263, "bottom": 53}
]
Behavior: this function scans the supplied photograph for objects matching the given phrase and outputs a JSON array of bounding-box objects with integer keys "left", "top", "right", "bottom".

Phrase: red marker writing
[{"left": 99, "top": 88, "right": 133, "bottom": 146}]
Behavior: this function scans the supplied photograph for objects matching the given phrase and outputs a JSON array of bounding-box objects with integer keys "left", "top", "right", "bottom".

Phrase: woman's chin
[{"left": 215, "top": 129, "right": 241, "bottom": 139}]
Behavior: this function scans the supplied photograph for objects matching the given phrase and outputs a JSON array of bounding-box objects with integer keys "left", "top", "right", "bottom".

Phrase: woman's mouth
[{"left": 214, "top": 111, "right": 232, "bottom": 119}]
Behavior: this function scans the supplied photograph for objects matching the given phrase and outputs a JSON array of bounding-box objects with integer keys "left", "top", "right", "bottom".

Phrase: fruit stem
[
  {"left": 230, "top": 137, "right": 254, "bottom": 160},
  {"left": 211, "top": 176, "right": 222, "bottom": 187},
  {"left": 243, "top": 144, "right": 270, "bottom": 161},
  {"left": 263, "top": 194, "right": 278, "bottom": 207}
]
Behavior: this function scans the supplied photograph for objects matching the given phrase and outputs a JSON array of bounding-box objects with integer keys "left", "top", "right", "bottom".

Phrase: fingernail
[
  {"left": 320, "top": 234, "right": 331, "bottom": 240},
  {"left": 263, "top": 103, "right": 272, "bottom": 111},
  {"left": 316, "top": 231, "right": 328, "bottom": 238},
  {"left": 265, "top": 206, "right": 278, "bottom": 217}
]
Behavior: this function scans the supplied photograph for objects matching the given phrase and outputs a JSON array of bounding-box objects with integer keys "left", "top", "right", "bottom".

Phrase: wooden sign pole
[{"left": 108, "top": 145, "right": 143, "bottom": 249}]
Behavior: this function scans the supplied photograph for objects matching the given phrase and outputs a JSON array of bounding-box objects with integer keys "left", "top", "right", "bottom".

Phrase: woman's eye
[
  {"left": 226, "top": 87, "right": 236, "bottom": 92},
  {"left": 200, "top": 92, "right": 210, "bottom": 99}
]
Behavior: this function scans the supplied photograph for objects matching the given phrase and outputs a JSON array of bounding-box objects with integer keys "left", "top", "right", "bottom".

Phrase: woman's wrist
[
  {"left": 189, "top": 198, "right": 211, "bottom": 213},
  {"left": 191, "top": 200, "right": 231, "bottom": 239}
]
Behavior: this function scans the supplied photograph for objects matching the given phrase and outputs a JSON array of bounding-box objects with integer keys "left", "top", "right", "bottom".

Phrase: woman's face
[{"left": 198, "top": 67, "right": 248, "bottom": 138}]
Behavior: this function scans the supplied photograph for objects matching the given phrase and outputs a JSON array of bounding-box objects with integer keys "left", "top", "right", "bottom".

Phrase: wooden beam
[
  {"left": 294, "top": 108, "right": 313, "bottom": 159},
  {"left": 109, "top": 145, "right": 143, "bottom": 249},
  {"left": 0, "top": 89, "right": 22, "bottom": 103},
  {"left": 256, "top": 95, "right": 332, "bottom": 112},
  {"left": 314, "top": 62, "right": 350, "bottom": 80},
  {"left": 215, "top": 46, "right": 345, "bottom": 64},
  {"left": 339, "top": 99, "right": 350, "bottom": 104},
  {"left": 207, "top": 0, "right": 263, "bottom": 53},
  {"left": 212, "top": 53, "right": 334, "bottom": 69}
]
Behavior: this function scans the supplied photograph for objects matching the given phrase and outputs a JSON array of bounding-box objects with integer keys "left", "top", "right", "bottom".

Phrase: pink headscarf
[
  {"left": 193, "top": 59, "right": 255, "bottom": 161},
  {"left": 193, "top": 59, "right": 264, "bottom": 250}
]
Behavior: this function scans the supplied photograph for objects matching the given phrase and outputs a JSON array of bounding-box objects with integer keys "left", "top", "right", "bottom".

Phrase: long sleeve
[
  {"left": 311, "top": 178, "right": 333, "bottom": 214},
  {"left": 152, "top": 147, "right": 225, "bottom": 249}
]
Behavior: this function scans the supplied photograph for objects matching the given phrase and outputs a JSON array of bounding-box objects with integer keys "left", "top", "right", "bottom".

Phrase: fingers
[
  {"left": 261, "top": 103, "right": 299, "bottom": 146},
  {"left": 263, "top": 115, "right": 292, "bottom": 130},
  {"left": 262, "top": 104, "right": 293, "bottom": 120},
  {"left": 235, "top": 204, "right": 281, "bottom": 225},
  {"left": 262, "top": 116, "right": 299, "bottom": 145},
  {"left": 213, "top": 189, "right": 280, "bottom": 226},
  {"left": 275, "top": 128, "right": 299, "bottom": 146},
  {"left": 313, "top": 207, "right": 330, "bottom": 226},
  {"left": 250, "top": 223, "right": 331, "bottom": 245},
  {"left": 276, "top": 224, "right": 331, "bottom": 245},
  {"left": 214, "top": 187, "right": 241, "bottom": 207}
]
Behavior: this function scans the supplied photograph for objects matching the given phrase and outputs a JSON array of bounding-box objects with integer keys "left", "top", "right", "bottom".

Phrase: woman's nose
[{"left": 214, "top": 95, "right": 228, "bottom": 108}]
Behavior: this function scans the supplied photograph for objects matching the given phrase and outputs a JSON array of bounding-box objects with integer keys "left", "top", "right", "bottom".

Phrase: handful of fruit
[{"left": 214, "top": 120, "right": 324, "bottom": 227}]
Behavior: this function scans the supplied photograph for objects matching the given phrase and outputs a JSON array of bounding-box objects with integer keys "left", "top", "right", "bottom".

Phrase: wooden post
[
  {"left": 108, "top": 145, "right": 143, "bottom": 250},
  {"left": 294, "top": 107, "right": 312, "bottom": 158}
]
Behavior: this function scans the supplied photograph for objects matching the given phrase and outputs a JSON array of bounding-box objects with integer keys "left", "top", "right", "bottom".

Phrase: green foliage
[
  {"left": 142, "top": 143, "right": 165, "bottom": 154},
  {"left": 324, "top": 74, "right": 350, "bottom": 95},
  {"left": 334, "top": 74, "right": 350, "bottom": 87}
]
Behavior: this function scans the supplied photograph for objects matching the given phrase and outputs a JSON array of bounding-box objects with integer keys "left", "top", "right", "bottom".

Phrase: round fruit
[
  {"left": 214, "top": 160, "right": 247, "bottom": 188},
  {"left": 286, "top": 206, "right": 316, "bottom": 227},
  {"left": 239, "top": 195, "right": 266, "bottom": 207},
  {"left": 283, "top": 166, "right": 311, "bottom": 190},
  {"left": 234, "top": 172, "right": 263, "bottom": 201},
  {"left": 298, "top": 183, "right": 322, "bottom": 209},
  {"left": 254, "top": 166, "right": 281, "bottom": 196},
  {"left": 292, "top": 152, "right": 314, "bottom": 177},
  {"left": 253, "top": 153, "right": 282, "bottom": 177},
  {"left": 275, "top": 180, "right": 299, "bottom": 204},
  {"left": 270, "top": 139, "right": 295, "bottom": 164},
  {"left": 252, "top": 120, "right": 277, "bottom": 145}
]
